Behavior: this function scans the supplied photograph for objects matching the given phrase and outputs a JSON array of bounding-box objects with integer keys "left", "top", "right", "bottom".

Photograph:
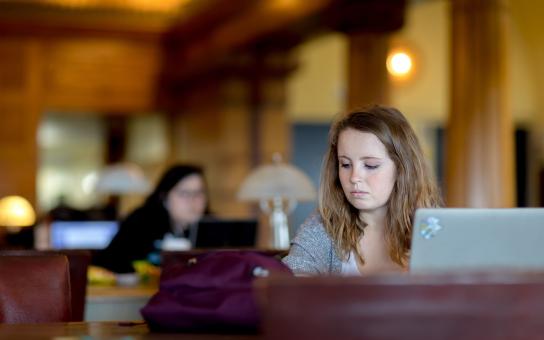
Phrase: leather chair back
[
  {"left": 59, "top": 250, "right": 91, "bottom": 321},
  {"left": 0, "top": 250, "right": 90, "bottom": 321},
  {"left": 259, "top": 273, "right": 544, "bottom": 340},
  {"left": 0, "top": 255, "right": 71, "bottom": 323}
]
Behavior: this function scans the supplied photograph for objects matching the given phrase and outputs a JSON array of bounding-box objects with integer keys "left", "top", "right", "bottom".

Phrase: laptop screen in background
[
  {"left": 50, "top": 220, "right": 119, "bottom": 250},
  {"left": 195, "top": 219, "right": 258, "bottom": 248}
]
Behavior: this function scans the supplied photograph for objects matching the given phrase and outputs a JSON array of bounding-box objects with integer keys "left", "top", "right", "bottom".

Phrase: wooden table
[
  {"left": 161, "top": 249, "right": 287, "bottom": 269},
  {"left": 0, "top": 322, "right": 260, "bottom": 339},
  {"left": 85, "top": 284, "right": 158, "bottom": 321}
]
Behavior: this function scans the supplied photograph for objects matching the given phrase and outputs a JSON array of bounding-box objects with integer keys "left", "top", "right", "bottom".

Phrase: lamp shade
[
  {"left": 237, "top": 154, "right": 316, "bottom": 249},
  {"left": 237, "top": 159, "right": 316, "bottom": 202},
  {"left": 0, "top": 196, "right": 36, "bottom": 227},
  {"left": 94, "top": 162, "right": 151, "bottom": 194}
]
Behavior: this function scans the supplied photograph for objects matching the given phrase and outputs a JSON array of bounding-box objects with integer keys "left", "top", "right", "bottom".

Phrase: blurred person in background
[{"left": 93, "top": 164, "right": 209, "bottom": 273}]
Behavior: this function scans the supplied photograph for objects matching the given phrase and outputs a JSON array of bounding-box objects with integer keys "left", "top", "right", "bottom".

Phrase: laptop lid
[
  {"left": 410, "top": 208, "right": 544, "bottom": 273},
  {"left": 195, "top": 219, "right": 258, "bottom": 248},
  {"left": 50, "top": 220, "right": 119, "bottom": 250}
]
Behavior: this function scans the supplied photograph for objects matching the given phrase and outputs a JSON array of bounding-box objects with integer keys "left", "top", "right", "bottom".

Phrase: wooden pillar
[
  {"left": 248, "top": 51, "right": 292, "bottom": 168},
  {"left": 347, "top": 32, "right": 390, "bottom": 109},
  {"left": 446, "top": 0, "right": 514, "bottom": 207}
]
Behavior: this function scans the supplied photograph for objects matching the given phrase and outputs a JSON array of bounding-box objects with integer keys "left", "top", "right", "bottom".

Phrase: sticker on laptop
[{"left": 419, "top": 216, "right": 442, "bottom": 239}]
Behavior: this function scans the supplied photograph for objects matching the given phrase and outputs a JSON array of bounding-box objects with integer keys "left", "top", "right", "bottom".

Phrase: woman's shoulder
[
  {"left": 283, "top": 212, "right": 340, "bottom": 275},
  {"left": 300, "top": 213, "right": 322, "bottom": 227},
  {"left": 292, "top": 213, "right": 332, "bottom": 244}
]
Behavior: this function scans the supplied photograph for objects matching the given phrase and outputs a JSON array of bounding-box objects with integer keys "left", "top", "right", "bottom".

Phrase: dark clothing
[{"left": 93, "top": 202, "right": 171, "bottom": 273}]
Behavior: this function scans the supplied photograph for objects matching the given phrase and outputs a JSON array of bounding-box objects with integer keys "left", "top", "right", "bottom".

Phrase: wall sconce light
[
  {"left": 386, "top": 45, "right": 417, "bottom": 82},
  {"left": 237, "top": 153, "right": 316, "bottom": 250}
]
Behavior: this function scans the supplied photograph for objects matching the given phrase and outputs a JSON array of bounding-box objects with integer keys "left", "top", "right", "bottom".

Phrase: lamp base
[{"left": 269, "top": 199, "right": 290, "bottom": 250}]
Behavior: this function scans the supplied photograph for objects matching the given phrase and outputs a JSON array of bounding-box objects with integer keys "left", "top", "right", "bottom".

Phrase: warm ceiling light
[
  {"left": 124, "top": 0, "right": 189, "bottom": 12},
  {"left": 386, "top": 50, "right": 413, "bottom": 78},
  {"left": 268, "top": 0, "right": 299, "bottom": 12},
  {"left": 40, "top": 0, "right": 189, "bottom": 13}
]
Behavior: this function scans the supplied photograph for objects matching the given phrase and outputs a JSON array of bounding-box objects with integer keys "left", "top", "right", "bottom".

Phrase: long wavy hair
[{"left": 319, "top": 105, "right": 442, "bottom": 267}]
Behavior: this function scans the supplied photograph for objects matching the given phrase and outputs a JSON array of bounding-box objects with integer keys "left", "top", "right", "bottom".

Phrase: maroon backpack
[{"left": 140, "top": 250, "right": 292, "bottom": 332}]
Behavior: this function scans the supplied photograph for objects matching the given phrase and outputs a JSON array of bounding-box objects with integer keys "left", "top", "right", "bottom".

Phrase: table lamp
[
  {"left": 0, "top": 195, "right": 36, "bottom": 233},
  {"left": 94, "top": 162, "right": 151, "bottom": 194},
  {"left": 238, "top": 153, "right": 316, "bottom": 249},
  {"left": 94, "top": 162, "right": 151, "bottom": 218}
]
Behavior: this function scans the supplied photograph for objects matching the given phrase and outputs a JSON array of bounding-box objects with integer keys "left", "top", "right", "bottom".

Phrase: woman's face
[
  {"left": 165, "top": 174, "right": 207, "bottom": 226},
  {"left": 337, "top": 128, "right": 396, "bottom": 216}
]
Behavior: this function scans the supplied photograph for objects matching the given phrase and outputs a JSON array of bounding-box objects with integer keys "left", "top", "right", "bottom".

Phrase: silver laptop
[
  {"left": 410, "top": 208, "right": 544, "bottom": 273},
  {"left": 50, "top": 220, "right": 119, "bottom": 249}
]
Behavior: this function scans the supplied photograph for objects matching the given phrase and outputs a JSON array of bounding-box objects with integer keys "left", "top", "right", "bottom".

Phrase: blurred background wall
[{"left": 0, "top": 0, "right": 542, "bottom": 240}]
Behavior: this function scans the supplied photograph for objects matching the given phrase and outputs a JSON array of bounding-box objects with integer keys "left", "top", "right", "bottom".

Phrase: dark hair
[{"left": 146, "top": 164, "right": 207, "bottom": 207}]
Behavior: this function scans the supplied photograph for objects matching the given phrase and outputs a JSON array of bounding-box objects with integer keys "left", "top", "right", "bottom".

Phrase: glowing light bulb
[{"left": 387, "top": 51, "right": 413, "bottom": 78}]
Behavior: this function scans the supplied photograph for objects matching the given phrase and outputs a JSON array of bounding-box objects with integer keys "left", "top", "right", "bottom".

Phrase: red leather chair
[
  {"left": 0, "top": 255, "right": 71, "bottom": 323},
  {"left": 59, "top": 250, "right": 91, "bottom": 321},
  {"left": 0, "top": 250, "right": 91, "bottom": 321}
]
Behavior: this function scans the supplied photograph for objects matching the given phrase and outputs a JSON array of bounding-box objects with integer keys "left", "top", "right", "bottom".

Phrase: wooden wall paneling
[
  {"left": 258, "top": 79, "right": 290, "bottom": 166},
  {"left": 0, "top": 39, "right": 42, "bottom": 206},
  {"left": 216, "top": 78, "right": 252, "bottom": 218},
  {"left": 42, "top": 37, "right": 162, "bottom": 112},
  {"left": 169, "top": 78, "right": 255, "bottom": 221},
  {"left": 0, "top": 32, "right": 164, "bottom": 211},
  {"left": 169, "top": 82, "right": 227, "bottom": 213}
]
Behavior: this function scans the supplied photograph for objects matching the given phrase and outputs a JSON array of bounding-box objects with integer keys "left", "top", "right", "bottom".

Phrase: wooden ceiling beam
[
  {"left": 0, "top": 5, "right": 169, "bottom": 39},
  {"left": 162, "top": 0, "right": 333, "bottom": 80},
  {"left": 162, "top": 0, "right": 406, "bottom": 84}
]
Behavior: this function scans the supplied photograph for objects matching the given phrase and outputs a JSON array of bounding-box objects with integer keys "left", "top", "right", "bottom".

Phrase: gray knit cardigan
[{"left": 282, "top": 213, "right": 342, "bottom": 275}]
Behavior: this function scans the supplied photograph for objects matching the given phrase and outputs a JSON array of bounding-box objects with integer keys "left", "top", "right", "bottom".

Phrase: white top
[
  {"left": 340, "top": 251, "right": 362, "bottom": 276},
  {"left": 161, "top": 233, "right": 191, "bottom": 251}
]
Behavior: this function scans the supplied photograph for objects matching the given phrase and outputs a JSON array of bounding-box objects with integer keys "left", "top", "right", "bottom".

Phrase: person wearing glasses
[{"left": 93, "top": 164, "right": 209, "bottom": 273}]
